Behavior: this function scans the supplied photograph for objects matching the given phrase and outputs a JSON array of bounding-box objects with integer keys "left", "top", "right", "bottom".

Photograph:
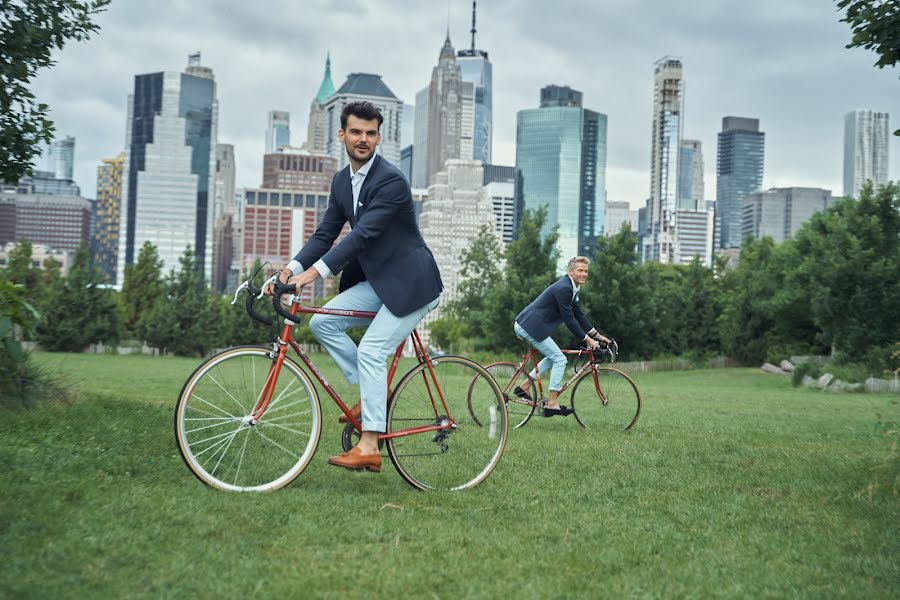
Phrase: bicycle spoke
[
  {"left": 207, "top": 373, "right": 250, "bottom": 414},
  {"left": 190, "top": 393, "right": 241, "bottom": 421},
  {"left": 185, "top": 419, "right": 241, "bottom": 435},
  {"left": 253, "top": 428, "right": 302, "bottom": 460},
  {"left": 259, "top": 421, "right": 311, "bottom": 437}
]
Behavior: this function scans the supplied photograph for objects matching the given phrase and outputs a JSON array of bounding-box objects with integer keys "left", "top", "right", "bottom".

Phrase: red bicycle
[
  {"left": 472, "top": 340, "right": 641, "bottom": 430},
  {"left": 174, "top": 277, "right": 507, "bottom": 492}
]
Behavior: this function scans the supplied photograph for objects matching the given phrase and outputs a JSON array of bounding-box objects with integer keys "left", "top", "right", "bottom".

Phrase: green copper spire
[{"left": 315, "top": 53, "right": 335, "bottom": 104}]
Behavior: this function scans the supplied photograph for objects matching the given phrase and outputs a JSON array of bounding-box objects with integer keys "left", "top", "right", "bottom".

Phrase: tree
[
  {"left": 837, "top": 0, "right": 900, "bottom": 135},
  {"left": 140, "top": 248, "right": 212, "bottom": 356},
  {"left": 581, "top": 224, "right": 659, "bottom": 360},
  {"left": 4, "top": 240, "right": 41, "bottom": 300},
  {"left": 792, "top": 183, "right": 900, "bottom": 356},
  {"left": 35, "top": 242, "right": 118, "bottom": 351},
  {"left": 119, "top": 241, "right": 164, "bottom": 337},
  {"left": 1, "top": 1, "right": 111, "bottom": 182},
  {"left": 718, "top": 237, "right": 822, "bottom": 364},
  {"left": 670, "top": 258, "right": 724, "bottom": 357}
]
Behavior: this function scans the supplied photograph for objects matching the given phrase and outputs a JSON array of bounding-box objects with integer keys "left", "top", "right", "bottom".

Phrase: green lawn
[{"left": 2, "top": 352, "right": 897, "bottom": 597}]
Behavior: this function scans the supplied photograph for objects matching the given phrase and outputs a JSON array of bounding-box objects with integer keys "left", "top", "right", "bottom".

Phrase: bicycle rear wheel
[
  {"left": 386, "top": 356, "right": 508, "bottom": 491},
  {"left": 569, "top": 366, "right": 641, "bottom": 432},
  {"left": 475, "top": 362, "right": 537, "bottom": 429},
  {"left": 175, "top": 346, "right": 322, "bottom": 492}
]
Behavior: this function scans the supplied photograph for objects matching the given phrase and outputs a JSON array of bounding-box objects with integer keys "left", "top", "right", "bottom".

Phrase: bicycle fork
[{"left": 247, "top": 342, "right": 288, "bottom": 424}]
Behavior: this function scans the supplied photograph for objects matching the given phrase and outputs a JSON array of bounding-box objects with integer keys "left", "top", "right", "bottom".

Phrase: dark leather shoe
[
  {"left": 328, "top": 447, "right": 381, "bottom": 472},
  {"left": 338, "top": 402, "right": 361, "bottom": 423},
  {"left": 543, "top": 405, "right": 574, "bottom": 418},
  {"left": 513, "top": 386, "right": 532, "bottom": 401}
]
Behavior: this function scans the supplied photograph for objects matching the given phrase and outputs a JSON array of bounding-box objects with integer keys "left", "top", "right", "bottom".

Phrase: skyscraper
[
  {"left": 457, "top": 1, "right": 493, "bottom": 164},
  {"left": 742, "top": 187, "right": 831, "bottom": 243},
  {"left": 644, "top": 57, "right": 683, "bottom": 263},
  {"left": 116, "top": 53, "right": 218, "bottom": 285},
  {"left": 211, "top": 143, "right": 236, "bottom": 291},
  {"left": 265, "top": 110, "right": 290, "bottom": 153},
  {"left": 411, "top": 86, "right": 430, "bottom": 187},
  {"left": 515, "top": 85, "right": 608, "bottom": 273},
  {"left": 306, "top": 54, "right": 336, "bottom": 154},
  {"left": 843, "top": 109, "right": 890, "bottom": 198},
  {"left": 716, "top": 116, "right": 765, "bottom": 249},
  {"left": 678, "top": 139, "right": 704, "bottom": 210},
  {"left": 418, "top": 159, "right": 497, "bottom": 346},
  {"left": 93, "top": 152, "right": 125, "bottom": 282},
  {"left": 321, "top": 73, "right": 403, "bottom": 171},
  {"left": 425, "top": 34, "right": 466, "bottom": 186},
  {"left": 47, "top": 135, "right": 76, "bottom": 181}
]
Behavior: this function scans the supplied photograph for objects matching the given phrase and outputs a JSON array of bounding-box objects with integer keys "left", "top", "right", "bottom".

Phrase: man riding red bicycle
[{"left": 513, "top": 256, "right": 610, "bottom": 417}]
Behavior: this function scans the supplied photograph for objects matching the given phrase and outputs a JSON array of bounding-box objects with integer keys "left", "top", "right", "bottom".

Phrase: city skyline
[{"left": 31, "top": 0, "right": 899, "bottom": 207}]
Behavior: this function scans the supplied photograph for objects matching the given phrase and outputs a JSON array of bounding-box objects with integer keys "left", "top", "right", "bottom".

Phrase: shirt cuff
[
  {"left": 587, "top": 328, "right": 597, "bottom": 337},
  {"left": 313, "top": 259, "right": 332, "bottom": 278},
  {"left": 286, "top": 260, "right": 303, "bottom": 276}
]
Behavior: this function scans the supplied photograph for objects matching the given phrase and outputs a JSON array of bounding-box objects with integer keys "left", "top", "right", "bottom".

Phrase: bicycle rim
[
  {"left": 570, "top": 367, "right": 641, "bottom": 432},
  {"left": 386, "top": 356, "right": 508, "bottom": 491}
]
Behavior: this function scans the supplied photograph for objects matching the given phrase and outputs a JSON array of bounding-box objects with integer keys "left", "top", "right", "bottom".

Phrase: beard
[{"left": 344, "top": 139, "right": 375, "bottom": 162}]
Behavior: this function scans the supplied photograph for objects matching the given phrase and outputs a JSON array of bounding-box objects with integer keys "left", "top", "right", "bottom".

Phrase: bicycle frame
[
  {"left": 248, "top": 300, "right": 456, "bottom": 441},
  {"left": 505, "top": 347, "right": 606, "bottom": 404}
]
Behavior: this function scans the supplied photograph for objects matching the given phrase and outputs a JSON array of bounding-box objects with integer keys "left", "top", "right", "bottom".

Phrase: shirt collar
[
  {"left": 568, "top": 274, "right": 581, "bottom": 295},
  {"left": 351, "top": 154, "right": 376, "bottom": 179}
]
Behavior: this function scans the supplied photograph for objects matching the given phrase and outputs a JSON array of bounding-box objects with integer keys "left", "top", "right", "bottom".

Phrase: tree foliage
[
  {"left": 792, "top": 182, "right": 900, "bottom": 356},
  {"left": 35, "top": 242, "right": 118, "bottom": 351},
  {"left": 119, "top": 241, "right": 164, "bottom": 337},
  {"left": 1, "top": 0, "right": 111, "bottom": 182},
  {"left": 140, "top": 247, "right": 213, "bottom": 356}
]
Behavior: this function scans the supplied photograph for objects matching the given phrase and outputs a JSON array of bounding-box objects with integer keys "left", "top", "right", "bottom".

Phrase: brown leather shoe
[
  {"left": 327, "top": 447, "right": 381, "bottom": 472},
  {"left": 338, "top": 402, "right": 361, "bottom": 424}
]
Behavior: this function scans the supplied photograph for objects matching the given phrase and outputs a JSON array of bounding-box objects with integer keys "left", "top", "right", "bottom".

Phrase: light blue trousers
[
  {"left": 514, "top": 321, "right": 567, "bottom": 392},
  {"left": 309, "top": 281, "right": 439, "bottom": 432}
]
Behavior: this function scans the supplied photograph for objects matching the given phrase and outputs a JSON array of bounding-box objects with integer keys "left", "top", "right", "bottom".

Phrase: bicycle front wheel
[
  {"left": 386, "top": 356, "right": 508, "bottom": 491},
  {"left": 570, "top": 366, "right": 641, "bottom": 432},
  {"left": 175, "top": 346, "right": 322, "bottom": 492}
]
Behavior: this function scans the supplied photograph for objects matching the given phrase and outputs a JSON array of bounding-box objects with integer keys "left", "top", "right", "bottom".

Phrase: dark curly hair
[{"left": 340, "top": 101, "right": 384, "bottom": 130}]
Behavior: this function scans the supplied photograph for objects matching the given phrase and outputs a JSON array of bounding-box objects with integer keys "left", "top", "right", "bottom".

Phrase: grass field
[{"left": 1, "top": 352, "right": 898, "bottom": 597}]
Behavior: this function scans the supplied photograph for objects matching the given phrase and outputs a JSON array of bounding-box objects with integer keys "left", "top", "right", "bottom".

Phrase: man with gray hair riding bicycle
[{"left": 513, "top": 256, "right": 610, "bottom": 417}]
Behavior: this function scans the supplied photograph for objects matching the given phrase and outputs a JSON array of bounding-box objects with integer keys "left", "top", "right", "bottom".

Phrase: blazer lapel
[{"left": 338, "top": 166, "right": 354, "bottom": 225}]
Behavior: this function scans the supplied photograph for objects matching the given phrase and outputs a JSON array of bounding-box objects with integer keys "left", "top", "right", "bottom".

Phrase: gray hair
[{"left": 567, "top": 256, "right": 591, "bottom": 270}]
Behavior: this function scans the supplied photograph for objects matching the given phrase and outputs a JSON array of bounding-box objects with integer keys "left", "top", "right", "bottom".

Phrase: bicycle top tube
[{"left": 291, "top": 304, "right": 378, "bottom": 320}]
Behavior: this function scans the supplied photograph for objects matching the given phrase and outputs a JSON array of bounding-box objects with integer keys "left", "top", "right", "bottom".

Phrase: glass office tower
[
  {"left": 515, "top": 85, "right": 607, "bottom": 273},
  {"left": 716, "top": 116, "right": 765, "bottom": 249},
  {"left": 117, "top": 56, "right": 218, "bottom": 284}
]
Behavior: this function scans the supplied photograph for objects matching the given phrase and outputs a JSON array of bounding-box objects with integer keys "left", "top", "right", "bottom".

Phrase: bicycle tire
[
  {"left": 467, "top": 361, "right": 537, "bottom": 429},
  {"left": 569, "top": 366, "right": 641, "bottom": 431},
  {"left": 386, "top": 356, "right": 508, "bottom": 491},
  {"left": 175, "top": 346, "right": 322, "bottom": 492}
]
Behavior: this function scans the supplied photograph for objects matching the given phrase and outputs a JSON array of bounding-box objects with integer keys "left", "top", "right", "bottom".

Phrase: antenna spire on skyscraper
[{"left": 470, "top": 1, "right": 477, "bottom": 51}]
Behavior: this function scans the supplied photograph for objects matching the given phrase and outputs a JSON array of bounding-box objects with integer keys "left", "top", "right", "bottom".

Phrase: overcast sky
[{"left": 32, "top": 0, "right": 899, "bottom": 208}]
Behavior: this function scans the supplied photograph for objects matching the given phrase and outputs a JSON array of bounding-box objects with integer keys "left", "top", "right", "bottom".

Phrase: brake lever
[
  {"left": 257, "top": 274, "right": 280, "bottom": 299},
  {"left": 231, "top": 280, "right": 250, "bottom": 305}
]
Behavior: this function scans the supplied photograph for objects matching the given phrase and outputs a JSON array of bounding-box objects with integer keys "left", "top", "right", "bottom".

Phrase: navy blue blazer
[
  {"left": 293, "top": 155, "right": 443, "bottom": 317},
  {"left": 515, "top": 276, "right": 594, "bottom": 342}
]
